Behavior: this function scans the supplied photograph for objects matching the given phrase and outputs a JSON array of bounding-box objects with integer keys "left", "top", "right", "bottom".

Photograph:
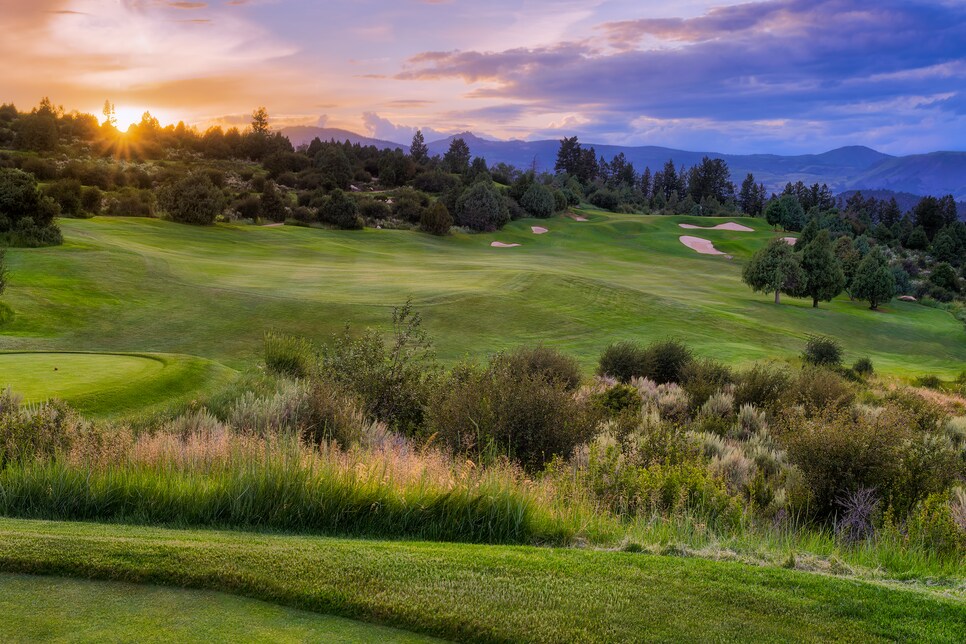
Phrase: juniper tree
[
  {"left": 800, "top": 230, "right": 845, "bottom": 307},
  {"left": 742, "top": 238, "right": 807, "bottom": 304},
  {"left": 852, "top": 247, "right": 896, "bottom": 310}
]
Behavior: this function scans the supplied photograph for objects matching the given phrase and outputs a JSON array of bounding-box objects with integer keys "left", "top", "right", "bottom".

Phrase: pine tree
[
  {"left": 834, "top": 236, "right": 861, "bottom": 300},
  {"left": 409, "top": 129, "right": 428, "bottom": 165},
  {"left": 250, "top": 107, "right": 270, "bottom": 135},
  {"left": 742, "top": 238, "right": 807, "bottom": 304},
  {"left": 852, "top": 247, "right": 895, "bottom": 310},
  {"left": 443, "top": 138, "right": 471, "bottom": 174},
  {"left": 800, "top": 230, "right": 845, "bottom": 307}
]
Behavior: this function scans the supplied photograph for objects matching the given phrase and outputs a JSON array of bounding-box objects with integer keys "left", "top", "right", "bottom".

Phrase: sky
[{"left": 1, "top": 0, "right": 964, "bottom": 154}]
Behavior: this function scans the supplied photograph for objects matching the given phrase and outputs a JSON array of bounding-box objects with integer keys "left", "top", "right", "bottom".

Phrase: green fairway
[
  {"left": 0, "top": 352, "right": 236, "bottom": 417},
  {"left": 0, "top": 518, "right": 962, "bottom": 642},
  {"left": 0, "top": 573, "right": 437, "bottom": 643},
  {"left": 1, "top": 212, "right": 963, "bottom": 409}
]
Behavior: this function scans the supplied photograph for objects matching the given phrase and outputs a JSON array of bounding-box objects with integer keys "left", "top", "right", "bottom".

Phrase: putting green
[
  {"left": 0, "top": 352, "right": 236, "bottom": 418},
  {"left": 0, "top": 573, "right": 437, "bottom": 643}
]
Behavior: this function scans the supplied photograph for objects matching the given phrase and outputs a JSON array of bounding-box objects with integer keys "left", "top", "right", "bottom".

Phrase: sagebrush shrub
[{"left": 0, "top": 391, "right": 85, "bottom": 466}]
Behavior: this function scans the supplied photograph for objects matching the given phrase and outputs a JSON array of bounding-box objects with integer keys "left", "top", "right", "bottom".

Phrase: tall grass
[{"left": 0, "top": 428, "right": 601, "bottom": 545}]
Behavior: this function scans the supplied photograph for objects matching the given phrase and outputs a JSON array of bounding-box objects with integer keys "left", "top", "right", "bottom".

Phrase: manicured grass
[
  {"left": 0, "top": 352, "right": 236, "bottom": 418},
  {"left": 1, "top": 212, "right": 964, "bottom": 412},
  {"left": 0, "top": 573, "right": 437, "bottom": 643},
  {"left": 0, "top": 518, "right": 963, "bottom": 642}
]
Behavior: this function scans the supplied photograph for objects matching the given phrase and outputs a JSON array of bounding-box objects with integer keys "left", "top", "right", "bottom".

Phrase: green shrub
[
  {"left": 597, "top": 341, "right": 648, "bottom": 383},
  {"left": 427, "top": 359, "right": 598, "bottom": 471},
  {"left": 914, "top": 374, "right": 944, "bottom": 390},
  {"left": 642, "top": 339, "right": 694, "bottom": 385},
  {"left": 592, "top": 384, "right": 641, "bottom": 416},
  {"left": 784, "top": 367, "right": 854, "bottom": 413},
  {"left": 263, "top": 331, "right": 315, "bottom": 378},
  {"left": 801, "top": 335, "right": 843, "bottom": 368},
  {"left": 158, "top": 172, "right": 225, "bottom": 225},
  {"left": 420, "top": 201, "right": 453, "bottom": 236},
  {"left": 318, "top": 189, "right": 363, "bottom": 230},
  {"left": 359, "top": 198, "right": 390, "bottom": 221},
  {"left": 852, "top": 357, "right": 874, "bottom": 377},
  {"left": 681, "top": 358, "right": 734, "bottom": 410},
  {"left": 498, "top": 345, "right": 582, "bottom": 391},
  {"left": 733, "top": 363, "right": 791, "bottom": 410},
  {"left": 455, "top": 182, "right": 509, "bottom": 231},
  {"left": 907, "top": 492, "right": 966, "bottom": 556},
  {"left": 320, "top": 301, "right": 438, "bottom": 434},
  {"left": 519, "top": 182, "right": 556, "bottom": 218},
  {"left": 303, "top": 378, "right": 372, "bottom": 448}
]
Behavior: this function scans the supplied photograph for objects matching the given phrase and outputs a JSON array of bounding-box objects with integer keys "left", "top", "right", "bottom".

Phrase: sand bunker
[
  {"left": 491, "top": 241, "right": 521, "bottom": 248},
  {"left": 531, "top": 226, "right": 549, "bottom": 234},
  {"left": 569, "top": 214, "right": 589, "bottom": 222},
  {"left": 783, "top": 237, "right": 797, "bottom": 246},
  {"left": 898, "top": 295, "right": 918, "bottom": 302},
  {"left": 679, "top": 235, "right": 728, "bottom": 256},
  {"left": 679, "top": 222, "right": 754, "bottom": 232}
]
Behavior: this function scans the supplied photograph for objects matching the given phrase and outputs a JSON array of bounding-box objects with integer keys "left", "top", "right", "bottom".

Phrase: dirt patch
[
  {"left": 679, "top": 222, "right": 754, "bottom": 232},
  {"left": 679, "top": 236, "right": 729, "bottom": 256},
  {"left": 531, "top": 226, "right": 549, "bottom": 234},
  {"left": 491, "top": 241, "right": 522, "bottom": 248}
]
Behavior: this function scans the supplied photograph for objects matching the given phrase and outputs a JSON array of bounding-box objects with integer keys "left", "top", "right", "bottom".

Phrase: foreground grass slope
[
  {"left": 0, "top": 573, "right": 436, "bottom": 643},
  {"left": 2, "top": 212, "right": 963, "bottom": 385},
  {"left": 0, "top": 519, "right": 963, "bottom": 643}
]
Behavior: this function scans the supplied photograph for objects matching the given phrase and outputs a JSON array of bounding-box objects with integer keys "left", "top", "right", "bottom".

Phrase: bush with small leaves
[
  {"left": 852, "top": 357, "right": 874, "bottom": 377},
  {"left": 597, "top": 341, "right": 648, "bottom": 383},
  {"left": 801, "top": 335, "right": 843, "bottom": 368}
]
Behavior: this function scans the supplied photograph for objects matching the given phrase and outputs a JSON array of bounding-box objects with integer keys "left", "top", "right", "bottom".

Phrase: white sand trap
[
  {"left": 491, "top": 241, "right": 521, "bottom": 248},
  {"left": 680, "top": 235, "right": 728, "bottom": 256},
  {"left": 782, "top": 237, "right": 797, "bottom": 245},
  {"left": 679, "top": 222, "right": 754, "bottom": 232},
  {"left": 898, "top": 295, "right": 918, "bottom": 302},
  {"left": 569, "top": 214, "right": 589, "bottom": 222},
  {"left": 531, "top": 226, "right": 549, "bottom": 234}
]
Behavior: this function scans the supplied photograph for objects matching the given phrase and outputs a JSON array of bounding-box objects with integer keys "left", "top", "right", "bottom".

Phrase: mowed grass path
[
  {"left": 0, "top": 573, "right": 437, "bottom": 643},
  {"left": 0, "top": 519, "right": 963, "bottom": 642},
  {"left": 2, "top": 211, "right": 964, "bottom": 379}
]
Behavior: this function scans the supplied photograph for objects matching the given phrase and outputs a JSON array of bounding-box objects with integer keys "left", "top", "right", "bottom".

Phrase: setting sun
[{"left": 112, "top": 106, "right": 145, "bottom": 131}]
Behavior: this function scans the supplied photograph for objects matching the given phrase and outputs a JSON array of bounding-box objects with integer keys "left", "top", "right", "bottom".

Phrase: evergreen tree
[
  {"left": 409, "top": 129, "right": 429, "bottom": 165},
  {"left": 834, "top": 236, "right": 861, "bottom": 300},
  {"left": 554, "top": 136, "right": 582, "bottom": 176},
  {"left": 742, "top": 238, "right": 806, "bottom": 304},
  {"left": 738, "top": 173, "right": 763, "bottom": 216},
  {"left": 796, "top": 216, "right": 821, "bottom": 251},
  {"left": 443, "top": 137, "right": 471, "bottom": 174},
  {"left": 800, "top": 230, "right": 845, "bottom": 307},
  {"left": 250, "top": 107, "right": 270, "bottom": 135},
  {"left": 852, "top": 247, "right": 895, "bottom": 310},
  {"left": 906, "top": 225, "right": 929, "bottom": 250}
]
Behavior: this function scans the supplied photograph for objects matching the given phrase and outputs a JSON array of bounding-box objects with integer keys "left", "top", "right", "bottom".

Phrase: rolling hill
[{"left": 281, "top": 127, "right": 966, "bottom": 200}]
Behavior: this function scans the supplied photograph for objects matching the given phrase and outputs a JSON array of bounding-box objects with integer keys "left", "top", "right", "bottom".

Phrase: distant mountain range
[{"left": 280, "top": 127, "right": 966, "bottom": 202}]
